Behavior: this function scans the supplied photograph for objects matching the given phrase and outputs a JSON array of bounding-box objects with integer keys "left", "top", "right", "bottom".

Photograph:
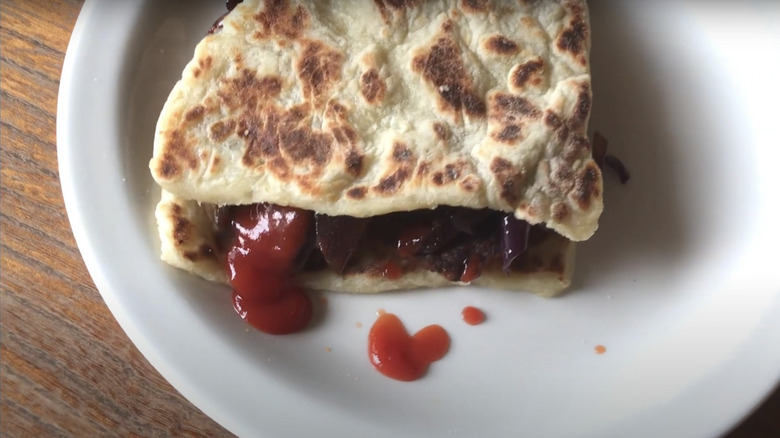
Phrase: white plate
[{"left": 58, "top": 1, "right": 780, "bottom": 437}]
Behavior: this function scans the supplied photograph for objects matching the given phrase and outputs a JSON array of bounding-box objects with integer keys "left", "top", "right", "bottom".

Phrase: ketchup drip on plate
[
  {"left": 225, "top": 203, "right": 313, "bottom": 335},
  {"left": 368, "top": 312, "right": 450, "bottom": 381},
  {"left": 461, "top": 306, "right": 485, "bottom": 325}
]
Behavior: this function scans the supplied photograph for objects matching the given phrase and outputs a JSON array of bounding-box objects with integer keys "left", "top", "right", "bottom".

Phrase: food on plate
[
  {"left": 149, "top": 0, "right": 603, "bottom": 332},
  {"left": 461, "top": 306, "right": 486, "bottom": 325},
  {"left": 368, "top": 310, "right": 450, "bottom": 381}
]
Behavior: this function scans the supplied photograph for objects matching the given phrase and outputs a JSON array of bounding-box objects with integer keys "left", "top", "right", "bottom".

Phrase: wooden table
[{"left": 0, "top": 1, "right": 777, "bottom": 437}]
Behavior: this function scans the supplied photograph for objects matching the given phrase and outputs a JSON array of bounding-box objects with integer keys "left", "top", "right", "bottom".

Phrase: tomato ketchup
[
  {"left": 461, "top": 306, "right": 485, "bottom": 325},
  {"left": 224, "top": 203, "right": 313, "bottom": 335},
  {"left": 368, "top": 312, "right": 450, "bottom": 381}
]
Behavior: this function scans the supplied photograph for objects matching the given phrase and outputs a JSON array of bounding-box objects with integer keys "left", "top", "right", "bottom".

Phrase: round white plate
[{"left": 58, "top": 1, "right": 780, "bottom": 437}]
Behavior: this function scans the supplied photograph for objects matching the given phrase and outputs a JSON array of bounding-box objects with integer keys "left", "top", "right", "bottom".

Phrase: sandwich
[{"left": 150, "top": 0, "right": 603, "bottom": 299}]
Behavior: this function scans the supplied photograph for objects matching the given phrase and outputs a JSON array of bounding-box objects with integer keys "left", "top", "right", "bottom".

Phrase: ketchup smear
[
  {"left": 368, "top": 312, "right": 450, "bottom": 381},
  {"left": 225, "top": 204, "right": 313, "bottom": 335},
  {"left": 461, "top": 306, "right": 485, "bottom": 325}
]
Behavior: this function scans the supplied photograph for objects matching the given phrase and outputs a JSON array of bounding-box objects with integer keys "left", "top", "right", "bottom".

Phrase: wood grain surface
[{"left": 0, "top": 1, "right": 777, "bottom": 437}]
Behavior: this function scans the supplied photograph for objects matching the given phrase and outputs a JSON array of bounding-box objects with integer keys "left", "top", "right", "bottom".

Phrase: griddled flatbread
[
  {"left": 150, "top": 0, "right": 601, "bottom": 297},
  {"left": 150, "top": 0, "right": 602, "bottom": 242}
]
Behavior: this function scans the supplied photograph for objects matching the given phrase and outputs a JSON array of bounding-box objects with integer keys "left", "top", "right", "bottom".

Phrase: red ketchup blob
[
  {"left": 459, "top": 254, "right": 483, "bottom": 283},
  {"left": 368, "top": 312, "right": 450, "bottom": 381},
  {"left": 225, "top": 203, "right": 313, "bottom": 335},
  {"left": 461, "top": 306, "right": 485, "bottom": 325},
  {"left": 381, "top": 261, "right": 403, "bottom": 280}
]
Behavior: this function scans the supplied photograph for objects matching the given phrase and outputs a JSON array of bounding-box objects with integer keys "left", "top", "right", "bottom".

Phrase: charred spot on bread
[
  {"left": 253, "top": 0, "right": 310, "bottom": 40},
  {"left": 392, "top": 142, "right": 414, "bottom": 162},
  {"left": 185, "top": 105, "right": 206, "bottom": 122},
  {"left": 173, "top": 216, "right": 191, "bottom": 246},
  {"left": 297, "top": 40, "right": 344, "bottom": 107},
  {"left": 433, "top": 122, "right": 450, "bottom": 141},
  {"left": 156, "top": 130, "right": 198, "bottom": 179},
  {"left": 345, "top": 151, "right": 364, "bottom": 177},
  {"left": 485, "top": 35, "right": 519, "bottom": 55},
  {"left": 360, "top": 68, "right": 387, "bottom": 104},
  {"left": 557, "top": 1, "right": 589, "bottom": 65},
  {"left": 412, "top": 32, "right": 487, "bottom": 119},
  {"left": 490, "top": 157, "right": 520, "bottom": 203},
  {"left": 552, "top": 202, "right": 569, "bottom": 222},
  {"left": 375, "top": 168, "right": 411, "bottom": 194},
  {"left": 570, "top": 83, "right": 592, "bottom": 128},
  {"left": 489, "top": 93, "right": 541, "bottom": 144},
  {"left": 346, "top": 186, "right": 368, "bottom": 199},
  {"left": 511, "top": 58, "right": 545, "bottom": 89},
  {"left": 218, "top": 70, "right": 282, "bottom": 110},
  {"left": 209, "top": 120, "right": 236, "bottom": 142},
  {"left": 573, "top": 161, "right": 601, "bottom": 209}
]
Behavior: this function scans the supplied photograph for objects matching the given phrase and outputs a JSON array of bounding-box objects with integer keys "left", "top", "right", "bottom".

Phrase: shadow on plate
[{"left": 570, "top": 3, "right": 692, "bottom": 293}]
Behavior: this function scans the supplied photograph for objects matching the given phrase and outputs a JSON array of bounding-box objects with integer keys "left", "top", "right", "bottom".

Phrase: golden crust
[{"left": 150, "top": 0, "right": 601, "bottom": 241}]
